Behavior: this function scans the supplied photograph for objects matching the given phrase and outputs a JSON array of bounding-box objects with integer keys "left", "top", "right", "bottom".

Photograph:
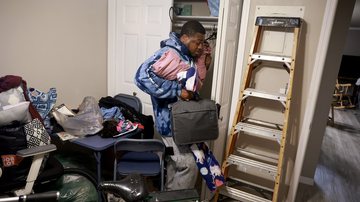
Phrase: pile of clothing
[
  {"left": 51, "top": 96, "right": 154, "bottom": 139},
  {"left": 98, "top": 96, "right": 154, "bottom": 139},
  {"left": 0, "top": 75, "right": 53, "bottom": 183}
]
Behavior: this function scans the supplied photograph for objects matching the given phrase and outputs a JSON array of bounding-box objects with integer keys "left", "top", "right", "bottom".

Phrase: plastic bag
[
  {"left": 57, "top": 174, "right": 98, "bottom": 202},
  {"left": 35, "top": 153, "right": 98, "bottom": 202},
  {"left": 52, "top": 96, "right": 103, "bottom": 137}
]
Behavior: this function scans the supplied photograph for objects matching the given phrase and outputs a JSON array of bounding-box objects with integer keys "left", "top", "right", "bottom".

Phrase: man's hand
[{"left": 180, "top": 89, "right": 194, "bottom": 101}]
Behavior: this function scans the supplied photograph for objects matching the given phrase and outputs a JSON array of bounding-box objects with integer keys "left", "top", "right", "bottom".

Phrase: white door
[
  {"left": 211, "top": 0, "right": 243, "bottom": 164},
  {"left": 200, "top": 0, "right": 244, "bottom": 199},
  {"left": 108, "top": 0, "right": 173, "bottom": 115}
]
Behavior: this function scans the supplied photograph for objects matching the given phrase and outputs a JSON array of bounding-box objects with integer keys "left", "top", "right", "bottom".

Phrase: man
[{"left": 134, "top": 20, "right": 208, "bottom": 190}]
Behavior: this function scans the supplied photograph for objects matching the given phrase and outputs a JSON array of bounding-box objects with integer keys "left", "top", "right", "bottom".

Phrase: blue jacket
[{"left": 134, "top": 32, "right": 194, "bottom": 136}]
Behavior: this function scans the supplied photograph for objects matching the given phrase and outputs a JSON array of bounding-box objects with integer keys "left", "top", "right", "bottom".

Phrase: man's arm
[{"left": 134, "top": 56, "right": 182, "bottom": 99}]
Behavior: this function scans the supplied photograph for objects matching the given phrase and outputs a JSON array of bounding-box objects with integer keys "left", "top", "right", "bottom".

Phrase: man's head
[{"left": 180, "top": 20, "right": 206, "bottom": 57}]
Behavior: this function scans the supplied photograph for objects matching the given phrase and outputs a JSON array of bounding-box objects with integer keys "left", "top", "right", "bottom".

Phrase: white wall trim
[
  {"left": 299, "top": 176, "right": 315, "bottom": 186},
  {"left": 287, "top": 0, "right": 338, "bottom": 201},
  {"left": 107, "top": 0, "right": 117, "bottom": 96},
  {"left": 210, "top": 0, "right": 226, "bottom": 102},
  {"left": 228, "top": 0, "right": 250, "bottom": 133}
]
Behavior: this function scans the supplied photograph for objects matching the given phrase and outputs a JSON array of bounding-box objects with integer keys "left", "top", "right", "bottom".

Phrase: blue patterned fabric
[
  {"left": 134, "top": 32, "right": 193, "bottom": 137},
  {"left": 27, "top": 88, "right": 57, "bottom": 129},
  {"left": 207, "top": 0, "right": 220, "bottom": 17},
  {"left": 191, "top": 143, "right": 225, "bottom": 191},
  {"left": 177, "top": 67, "right": 198, "bottom": 92},
  {"left": 100, "top": 106, "right": 125, "bottom": 121}
]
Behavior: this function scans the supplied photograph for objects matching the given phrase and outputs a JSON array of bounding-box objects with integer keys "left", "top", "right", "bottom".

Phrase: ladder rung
[
  {"left": 251, "top": 53, "right": 292, "bottom": 63},
  {"left": 219, "top": 186, "right": 272, "bottom": 202},
  {"left": 236, "top": 148, "right": 279, "bottom": 164},
  {"left": 244, "top": 118, "right": 283, "bottom": 129},
  {"left": 228, "top": 176, "right": 274, "bottom": 192},
  {"left": 235, "top": 122, "right": 282, "bottom": 141},
  {"left": 243, "top": 88, "right": 286, "bottom": 102},
  {"left": 255, "top": 16, "right": 301, "bottom": 28},
  {"left": 227, "top": 155, "right": 277, "bottom": 178}
]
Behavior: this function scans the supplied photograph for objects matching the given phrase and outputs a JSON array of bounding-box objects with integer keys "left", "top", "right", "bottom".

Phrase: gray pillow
[{"left": 0, "top": 101, "right": 31, "bottom": 126}]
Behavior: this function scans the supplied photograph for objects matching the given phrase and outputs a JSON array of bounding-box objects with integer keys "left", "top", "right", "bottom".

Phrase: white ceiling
[{"left": 351, "top": 0, "right": 360, "bottom": 27}]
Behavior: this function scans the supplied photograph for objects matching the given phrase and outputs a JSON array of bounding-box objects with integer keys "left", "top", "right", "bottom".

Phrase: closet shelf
[
  {"left": 173, "top": 15, "right": 218, "bottom": 22},
  {"left": 173, "top": 23, "right": 216, "bottom": 30}
]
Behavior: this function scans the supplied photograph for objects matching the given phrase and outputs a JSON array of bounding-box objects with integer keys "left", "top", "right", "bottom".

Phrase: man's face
[{"left": 180, "top": 33, "right": 205, "bottom": 57}]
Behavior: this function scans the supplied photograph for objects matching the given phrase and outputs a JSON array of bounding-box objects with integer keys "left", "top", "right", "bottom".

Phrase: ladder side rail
[
  {"left": 272, "top": 27, "right": 301, "bottom": 202},
  {"left": 215, "top": 25, "right": 263, "bottom": 202},
  {"left": 223, "top": 25, "right": 262, "bottom": 161}
]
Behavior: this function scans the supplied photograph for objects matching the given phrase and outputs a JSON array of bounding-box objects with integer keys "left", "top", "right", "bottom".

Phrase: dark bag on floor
[
  {"left": 170, "top": 99, "right": 219, "bottom": 145},
  {"left": 0, "top": 121, "right": 32, "bottom": 183}
]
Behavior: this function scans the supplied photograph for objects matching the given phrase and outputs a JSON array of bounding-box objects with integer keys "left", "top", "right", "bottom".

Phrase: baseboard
[{"left": 299, "top": 176, "right": 314, "bottom": 185}]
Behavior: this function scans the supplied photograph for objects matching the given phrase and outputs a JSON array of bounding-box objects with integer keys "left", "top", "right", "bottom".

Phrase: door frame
[
  {"left": 204, "top": 0, "right": 249, "bottom": 199},
  {"left": 107, "top": 0, "right": 117, "bottom": 96}
]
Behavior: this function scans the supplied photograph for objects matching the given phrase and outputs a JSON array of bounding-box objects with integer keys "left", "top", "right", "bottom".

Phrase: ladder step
[
  {"left": 219, "top": 186, "right": 272, "bottom": 202},
  {"left": 255, "top": 16, "right": 301, "bottom": 28},
  {"left": 243, "top": 88, "right": 286, "bottom": 102},
  {"left": 228, "top": 175, "right": 274, "bottom": 192},
  {"left": 235, "top": 122, "right": 282, "bottom": 142},
  {"left": 251, "top": 53, "right": 292, "bottom": 63},
  {"left": 236, "top": 148, "right": 279, "bottom": 164},
  {"left": 227, "top": 155, "right": 277, "bottom": 179}
]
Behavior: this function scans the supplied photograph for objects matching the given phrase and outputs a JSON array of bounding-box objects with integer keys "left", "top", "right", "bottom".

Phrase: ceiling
[{"left": 351, "top": 0, "right": 360, "bottom": 27}]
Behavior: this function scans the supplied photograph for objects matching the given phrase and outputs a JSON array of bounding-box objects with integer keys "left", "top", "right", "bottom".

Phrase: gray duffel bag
[{"left": 170, "top": 99, "right": 219, "bottom": 145}]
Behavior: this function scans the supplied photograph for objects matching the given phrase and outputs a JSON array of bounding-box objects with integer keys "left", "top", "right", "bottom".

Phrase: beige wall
[
  {"left": 344, "top": 29, "right": 360, "bottom": 56},
  {"left": 0, "top": 0, "right": 108, "bottom": 108}
]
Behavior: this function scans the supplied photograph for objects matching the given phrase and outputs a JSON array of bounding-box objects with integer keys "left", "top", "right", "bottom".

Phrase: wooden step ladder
[{"left": 215, "top": 16, "right": 302, "bottom": 202}]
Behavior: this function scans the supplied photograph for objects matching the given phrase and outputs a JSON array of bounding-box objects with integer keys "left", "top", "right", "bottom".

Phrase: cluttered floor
[
  {"left": 34, "top": 139, "right": 102, "bottom": 202},
  {"left": 37, "top": 138, "right": 167, "bottom": 202}
]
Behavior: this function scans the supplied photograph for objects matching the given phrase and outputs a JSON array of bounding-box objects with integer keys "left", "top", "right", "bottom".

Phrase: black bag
[
  {"left": 170, "top": 99, "right": 219, "bottom": 145},
  {"left": 0, "top": 121, "right": 32, "bottom": 183},
  {"left": 0, "top": 122, "right": 27, "bottom": 154}
]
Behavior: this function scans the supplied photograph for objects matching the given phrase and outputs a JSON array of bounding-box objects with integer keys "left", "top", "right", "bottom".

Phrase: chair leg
[
  {"left": 14, "top": 154, "right": 45, "bottom": 196},
  {"left": 161, "top": 163, "right": 164, "bottom": 191}
]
